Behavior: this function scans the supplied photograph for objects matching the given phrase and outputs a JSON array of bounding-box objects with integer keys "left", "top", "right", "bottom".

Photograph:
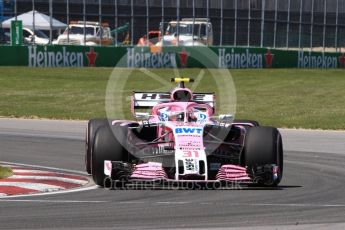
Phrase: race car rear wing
[{"left": 131, "top": 92, "right": 215, "bottom": 110}]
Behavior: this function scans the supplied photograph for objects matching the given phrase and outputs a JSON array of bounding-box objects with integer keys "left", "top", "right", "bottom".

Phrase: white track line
[
  {"left": 9, "top": 175, "right": 88, "bottom": 185},
  {"left": 118, "top": 201, "right": 146, "bottom": 204},
  {"left": 246, "top": 203, "right": 345, "bottom": 208},
  {"left": 156, "top": 201, "right": 190, "bottom": 204},
  {"left": 12, "top": 169, "right": 61, "bottom": 173},
  {"left": 0, "top": 131, "right": 83, "bottom": 140},
  {"left": 0, "top": 182, "right": 64, "bottom": 191},
  {"left": 0, "top": 199, "right": 106, "bottom": 203},
  {"left": 0, "top": 185, "right": 98, "bottom": 199},
  {"left": 0, "top": 161, "right": 88, "bottom": 175},
  {"left": 1, "top": 199, "right": 344, "bottom": 208}
]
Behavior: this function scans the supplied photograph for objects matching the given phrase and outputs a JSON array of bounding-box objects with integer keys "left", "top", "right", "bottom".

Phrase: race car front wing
[{"left": 103, "top": 161, "right": 280, "bottom": 189}]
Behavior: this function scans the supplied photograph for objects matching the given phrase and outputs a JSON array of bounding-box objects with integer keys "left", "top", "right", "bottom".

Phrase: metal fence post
[
  {"left": 286, "top": 0, "right": 291, "bottom": 49},
  {"left": 146, "top": 0, "right": 149, "bottom": 46},
  {"left": 247, "top": 0, "right": 250, "bottom": 47},
  {"left": 15, "top": 0, "right": 17, "bottom": 21},
  {"left": 131, "top": 0, "right": 134, "bottom": 46},
  {"left": 335, "top": 0, "right": 339, "bottom": 52},
  {"left": 273, "top": 0, "right": 277, "bottom": 48},
  {"left": 298, "top": 0, "right": 303, "bottom": 49},
  {"left": 260, "top": 0, "right": 265, "bottom": 48},
  {"left": 114, "top": 0, "right": 117, "bottom": 46},
  {"left": 322, "top": 0, "right": 327, "bottom": 52},
  {"left": 234, "top": 0, "right": 237, "bottom": 46},
  {"left": 220, "top": 0, "right": 223, "bottom": 46},
  {"left": 67, "top": 0, "right": 69, "bottom": 43},
  {"left": 99, "top": 0, "right": 102, "bottom": 46},
  {"left": 310, "top": 0, "right": 314, "bottom": 51},
  {"left": 177, "top": 0, "right": 180, "bottom": 46},
  {"left": 32, "top": 0, "right": 35, "bottom": 44},
  {"left": 206, "top": 0, "right": 209, "bottom": 46},
  {"left": 83, "top": 0, "right": 86, "bottom": 45},
  {"left": 192, "top": 0, "right": 195, "bottom": 46},
  {"left": 49, "top": 0, "right": 53, "bottom": 44},
  {"left": 161, "top": 0, "right": 164, "bottom": 44}
]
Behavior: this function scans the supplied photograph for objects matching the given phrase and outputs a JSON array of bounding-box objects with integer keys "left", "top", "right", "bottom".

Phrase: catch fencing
[{"left": 1, "top": 0, "right": 345, "bottom": 52}]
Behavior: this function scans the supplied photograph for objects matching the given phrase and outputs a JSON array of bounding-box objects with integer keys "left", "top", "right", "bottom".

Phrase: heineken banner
[{"left": 0, "top": 45, "right": 344, "bottom": 68}]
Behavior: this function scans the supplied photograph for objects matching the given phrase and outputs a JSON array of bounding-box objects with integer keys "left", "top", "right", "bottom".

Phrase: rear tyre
[
  {"left": 85, "top": 119, "right": 110, "bottom": 174},
  {"left": 91, "top": 125, "right": 128, "bottom": 187},
  {"left": 244, "top": 126, "right": 283, "bottom": 186}
]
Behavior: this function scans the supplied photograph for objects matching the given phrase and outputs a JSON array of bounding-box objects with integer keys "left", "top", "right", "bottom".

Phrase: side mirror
[
  {"left": 135, "top": 112, "right": 151, "bottom": 120},
  {"left": 219, "top": 114, "right": 234, "bottom": 123}
]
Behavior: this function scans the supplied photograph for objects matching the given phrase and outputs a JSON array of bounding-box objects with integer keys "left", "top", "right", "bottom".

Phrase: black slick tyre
[
  {"left": 91, "top": 125, "right": 128, "bottom": 187},
  {"left": 85, "top": 119, "right": 110, "bottom": 174},
  {"left": 244, "top": 126, "right": 283, "bottom": 186}
]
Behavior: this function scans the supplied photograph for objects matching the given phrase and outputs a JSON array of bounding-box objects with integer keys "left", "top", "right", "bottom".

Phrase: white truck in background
[
  {"left": 158, "top": 18, "right": 213, "bottom": 46},
  {"left": 53, "top": 21, "right": 113, "bottom": 46}
]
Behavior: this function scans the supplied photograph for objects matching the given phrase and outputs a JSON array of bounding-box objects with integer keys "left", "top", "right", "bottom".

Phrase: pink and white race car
[{"left": 85, "top": 78, "right": 283, "bottom": 188}]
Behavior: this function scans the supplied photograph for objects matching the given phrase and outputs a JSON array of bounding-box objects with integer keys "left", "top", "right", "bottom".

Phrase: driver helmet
[
  {"left": 187, "top": 110, "right": 198, "bottom": 122},
  {"left": 169, "top": 111, "right": 184, "bottom": 122}
]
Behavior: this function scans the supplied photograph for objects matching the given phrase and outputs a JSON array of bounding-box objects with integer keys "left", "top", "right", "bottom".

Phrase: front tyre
[
  {"left": 244, "top": 126, "right": 283, "bottom": 186},
  {"left": 91, "top": 125, "right": 128, "bottom": 187},
  {"left": 85, "top": 119, "right": 110, "bottom": 174}
]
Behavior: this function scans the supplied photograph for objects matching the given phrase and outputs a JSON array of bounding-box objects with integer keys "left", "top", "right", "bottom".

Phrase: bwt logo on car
[{"left": 175, "top": 128, "right": 203, "bottom": 134}]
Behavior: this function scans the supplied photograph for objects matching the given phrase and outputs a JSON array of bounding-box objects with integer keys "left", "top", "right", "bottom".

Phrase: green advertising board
[
  {"left": 0, "top": 45, "right": 344, "bottom": 68},
  {"left": 11, "top": 20, "right": 23, "bottom": 46}
]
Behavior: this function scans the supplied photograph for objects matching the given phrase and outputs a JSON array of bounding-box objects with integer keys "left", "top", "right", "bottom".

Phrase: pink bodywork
[
  {"left": 130, "top": 162, "right": 250, "bottom": 181},
  {"left": 131, "top": 162, "right": 168, "bottom": 180},
  {"left": 216, "top": 165, "right": 251, "bottom": 181},
  {"left": 125, "top": 89, "right": 250, "bottom": 182}
]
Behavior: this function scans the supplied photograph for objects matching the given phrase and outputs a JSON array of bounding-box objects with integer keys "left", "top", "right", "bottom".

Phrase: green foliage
[{"left": 0, "top": 166, "right": 13, "bottom": 179}]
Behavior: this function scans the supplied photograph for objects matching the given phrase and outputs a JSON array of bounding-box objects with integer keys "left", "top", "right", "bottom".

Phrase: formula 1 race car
[{"left": 85, "top": 78, "right": 283, "bottom": 188}]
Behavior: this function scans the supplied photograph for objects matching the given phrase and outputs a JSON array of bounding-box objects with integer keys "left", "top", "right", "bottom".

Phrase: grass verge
[
  {"left": 0, "top": 165, "right": 13, "bottom": 179},
  {"left": 0, "top": 67, "right": 344, "bottom": 129}
]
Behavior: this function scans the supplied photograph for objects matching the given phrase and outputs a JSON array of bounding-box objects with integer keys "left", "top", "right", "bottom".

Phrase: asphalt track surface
[{"left": 0, "top": 118, "right": 345, "bottom": 229}]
